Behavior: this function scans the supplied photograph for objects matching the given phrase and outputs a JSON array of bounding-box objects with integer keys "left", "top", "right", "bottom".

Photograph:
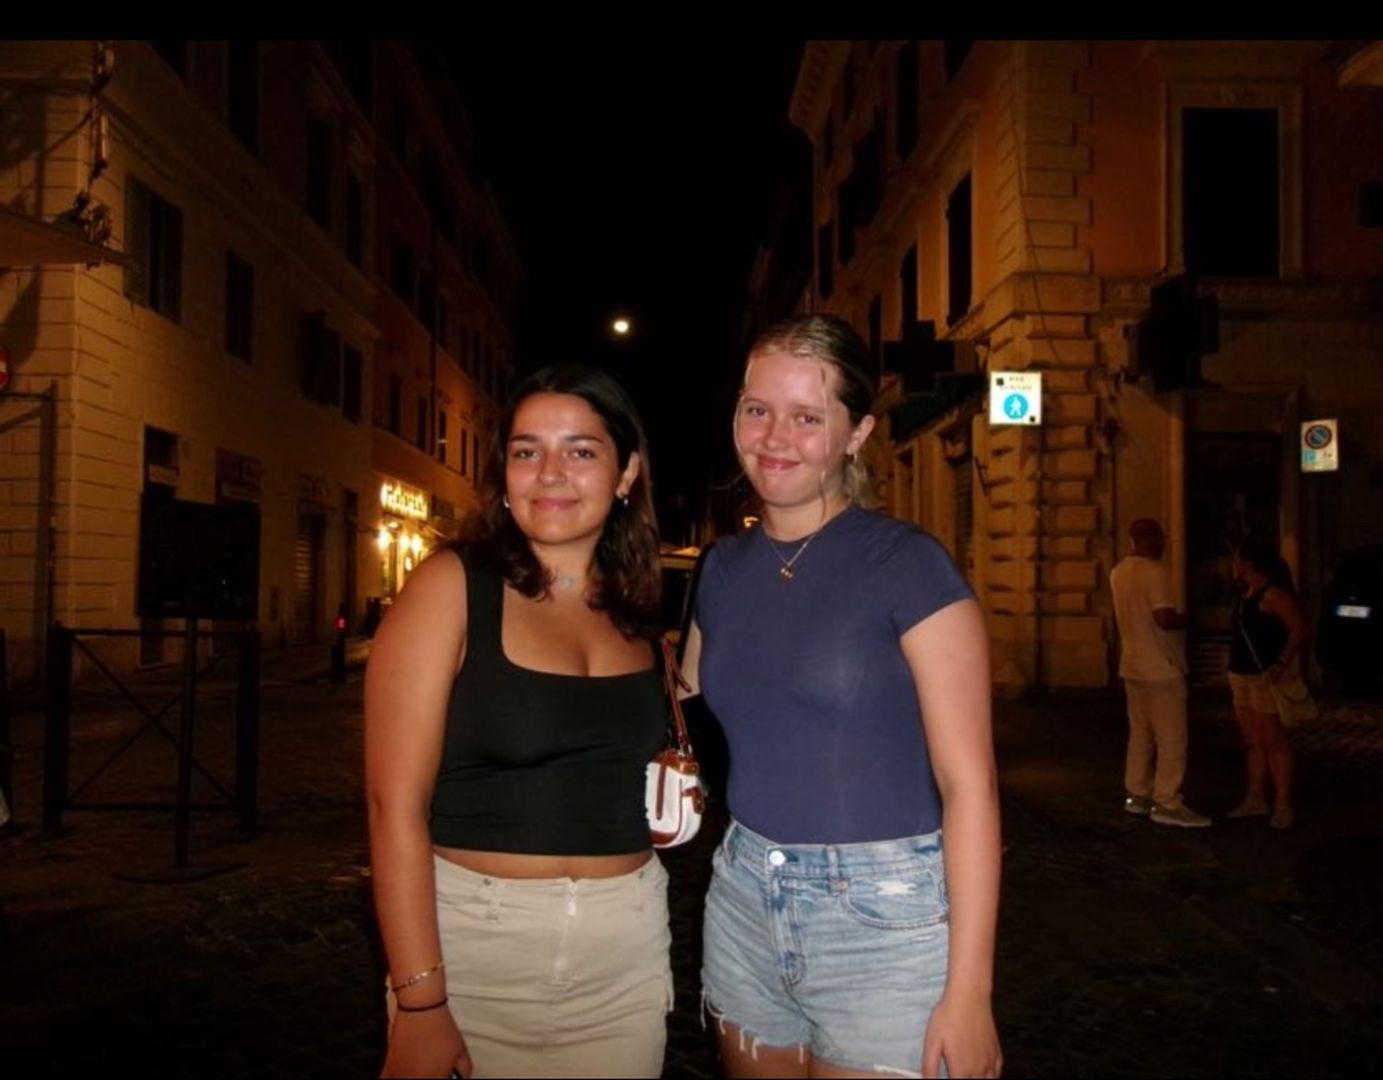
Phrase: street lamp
[{"left": 612, "top": 317, "right": 631, "bottom": 336}]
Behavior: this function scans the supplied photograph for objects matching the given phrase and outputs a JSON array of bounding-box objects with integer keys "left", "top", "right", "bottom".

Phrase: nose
[
  {"left": 763, "top": 413, "right": 792, "bottom": 450},
  {"left": 537, "top": 452, "right": 565, "bottom": 485}
]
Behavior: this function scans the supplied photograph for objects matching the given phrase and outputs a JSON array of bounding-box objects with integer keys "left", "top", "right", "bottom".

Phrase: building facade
[
  {"left": 0, "top": 40, "right": 517, "bottom": 685},
  {"left": 785, "top": 40, "right": 1383, "bottom": 692}
]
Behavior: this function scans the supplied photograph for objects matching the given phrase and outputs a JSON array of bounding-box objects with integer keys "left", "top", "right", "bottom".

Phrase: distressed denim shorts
[{"left": 701, "top": 819, "right": 950, "bottom": 1078}]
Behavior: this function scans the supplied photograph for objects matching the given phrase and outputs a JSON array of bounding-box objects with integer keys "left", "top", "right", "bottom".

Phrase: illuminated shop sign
[{"left": 380, "top": 480, "right": 429, "bottom": 520}]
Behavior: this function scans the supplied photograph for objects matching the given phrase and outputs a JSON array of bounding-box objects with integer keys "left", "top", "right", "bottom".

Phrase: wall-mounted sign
[
  {"left": 380, "top": 479, "right": 429, "bottom": 520},
  {"left": 1300, "top": 419, "right": 1339, "bottom": 473},
  {"left": 988, "top": 371, "right": 1043, "bottom": 426}
]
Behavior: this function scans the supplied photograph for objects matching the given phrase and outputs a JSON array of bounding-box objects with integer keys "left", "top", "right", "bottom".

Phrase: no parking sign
[{"left": 1301, "top": 419, "right": 1338, "bottom": 473}]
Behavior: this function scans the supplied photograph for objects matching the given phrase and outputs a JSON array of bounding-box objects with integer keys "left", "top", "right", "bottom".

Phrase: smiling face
[
  {"left": 504, "top": 392, "right": 640, "bottom": 551},
  {"left": 733, "top": 348, "right": 874, "bottom": 514}
]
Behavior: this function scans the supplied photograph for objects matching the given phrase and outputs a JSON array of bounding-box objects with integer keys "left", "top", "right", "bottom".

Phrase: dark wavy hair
[
  {"left": 1236, "top": 537, "right": 1297, "bottom": 596},
  {"left": 457, "top": 364, "right": 662, "bottom": 640}
]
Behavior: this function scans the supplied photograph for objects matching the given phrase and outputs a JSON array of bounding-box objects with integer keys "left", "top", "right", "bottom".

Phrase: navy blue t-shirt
[{"left": 696, "top": 505, "right": 974, "bottom": 844}]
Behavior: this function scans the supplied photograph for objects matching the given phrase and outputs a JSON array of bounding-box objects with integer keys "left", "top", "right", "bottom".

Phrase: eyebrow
[
  {"left": 508, "top": 432, "right": 608, "bottom": 444},
  {"left": 739, "top": 395, "right": 826, "bottom": 413}
]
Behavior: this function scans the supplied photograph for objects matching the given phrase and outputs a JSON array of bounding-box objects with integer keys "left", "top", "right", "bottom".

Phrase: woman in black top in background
[
  {"left": 1226, "top": 539, "right": 1309, "bottom": 829},
  {"left": 365, "top": 365, "right": 672, "bottom": 1078}
]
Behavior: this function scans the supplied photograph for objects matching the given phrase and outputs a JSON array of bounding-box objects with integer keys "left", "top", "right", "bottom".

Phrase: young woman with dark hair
[
  {"left": 1227, "top": 538, "right": 1310, "bottom": 829},
  {"left": 366, "top": 364, "right": 673, "bottom": 1078}
]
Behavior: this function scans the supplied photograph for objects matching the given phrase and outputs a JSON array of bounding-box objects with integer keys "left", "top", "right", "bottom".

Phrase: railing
[{"left": 43, "top": 622, "right": 260, "bottom": 868}]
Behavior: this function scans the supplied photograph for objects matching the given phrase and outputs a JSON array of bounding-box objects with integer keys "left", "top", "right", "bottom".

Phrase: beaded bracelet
[
  {"left": 390, "top": 959, "right": 445, "bottom": 994},
  {"left": 395, "top": 997, "right": 449, "bottom": 1014}
]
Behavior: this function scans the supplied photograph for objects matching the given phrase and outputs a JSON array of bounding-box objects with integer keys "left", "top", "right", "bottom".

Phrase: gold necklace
[{"left": 763, "top": 526, "right": 820, "bottom": 582}]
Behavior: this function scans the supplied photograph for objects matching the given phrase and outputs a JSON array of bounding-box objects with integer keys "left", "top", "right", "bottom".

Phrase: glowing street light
[{"left": 612, "top": 317, "right": 631, "bottom": 336}]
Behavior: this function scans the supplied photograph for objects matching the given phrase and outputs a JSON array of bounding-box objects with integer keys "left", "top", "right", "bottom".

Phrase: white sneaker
[{"left": 1150, "top": 803, "right": 1211, "bottom": 828}]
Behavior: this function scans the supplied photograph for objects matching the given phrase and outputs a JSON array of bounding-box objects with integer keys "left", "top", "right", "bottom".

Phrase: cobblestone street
[{"left": 2, "top": 647, "right": 1381, "bottom": 1077}]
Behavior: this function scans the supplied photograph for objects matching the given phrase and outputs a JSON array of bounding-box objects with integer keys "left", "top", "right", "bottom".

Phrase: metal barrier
[{"left": 42, "top": 622, "right": 260, "bottom": 867}]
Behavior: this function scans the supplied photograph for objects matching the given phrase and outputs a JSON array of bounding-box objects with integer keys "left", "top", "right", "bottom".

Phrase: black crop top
[{"left": 430, "top": 550, "right": 668, "bottom": 855}]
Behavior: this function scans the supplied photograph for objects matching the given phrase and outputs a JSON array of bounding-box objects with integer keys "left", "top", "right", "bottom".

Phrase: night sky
[{"left": 446, "top": 39, "right": 807, "bottom": 542}]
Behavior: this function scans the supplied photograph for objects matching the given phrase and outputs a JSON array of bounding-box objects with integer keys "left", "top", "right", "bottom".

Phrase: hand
[
  {"left": 380, "top": 1007, "right": 472, "bottom": 1079},
  {"left": 921, "top": 990, "right": 1002, "bottom": 1078}
]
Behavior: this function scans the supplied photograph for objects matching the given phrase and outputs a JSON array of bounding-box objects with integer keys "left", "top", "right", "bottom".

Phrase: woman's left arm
[{"left": 901, "top": 597, "right": 1002, "bottom": 1079}]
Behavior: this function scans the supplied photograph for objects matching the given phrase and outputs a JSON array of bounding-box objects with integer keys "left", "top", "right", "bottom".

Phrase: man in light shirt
[{"left": 1109, "top": 519, "right": 1211, "bottom": 827}]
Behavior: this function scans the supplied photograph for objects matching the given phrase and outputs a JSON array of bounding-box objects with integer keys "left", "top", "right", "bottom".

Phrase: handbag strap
[
  {"left": 1235, "top": 594, "right": 1272, "bottom": 675},
  {"left": 659, "top": 638, "right": 694, "bottom": 758}
]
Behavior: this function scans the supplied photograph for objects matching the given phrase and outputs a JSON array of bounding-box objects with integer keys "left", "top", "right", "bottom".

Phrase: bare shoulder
[{"left": 373, "top": 547, "right": 468, "bottom": 658}]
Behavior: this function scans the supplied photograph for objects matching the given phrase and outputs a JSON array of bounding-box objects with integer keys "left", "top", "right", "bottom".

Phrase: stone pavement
[{"left": 2, "top": 646, "right": 1381, "bottom": 1077}]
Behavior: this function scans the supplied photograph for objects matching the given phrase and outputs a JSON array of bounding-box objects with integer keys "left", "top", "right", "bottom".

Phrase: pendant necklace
[{"left": 763, "top": 525, "right": 821, "bottom": 582}]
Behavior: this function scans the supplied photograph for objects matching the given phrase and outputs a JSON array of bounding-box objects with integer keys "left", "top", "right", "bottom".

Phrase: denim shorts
[{"left": 701, "top": 819, "right": 950, "bottom": 1077}]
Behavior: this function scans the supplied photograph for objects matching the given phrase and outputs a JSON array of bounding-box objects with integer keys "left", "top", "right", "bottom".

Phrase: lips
[
  {"left": 530, "top": 498, "right": 578, "bottom": 511},
  {"left": 756, "top": 455, "right": 799, "bottom": 471}
]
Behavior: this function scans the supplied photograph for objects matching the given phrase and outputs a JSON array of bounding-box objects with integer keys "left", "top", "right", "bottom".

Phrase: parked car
[{"left": 1316, "top": 542, "right": 1383, "bottom": 695}]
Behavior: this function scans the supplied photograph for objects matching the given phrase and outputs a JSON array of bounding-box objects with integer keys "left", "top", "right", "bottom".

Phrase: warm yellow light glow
[
  {"left": 410, "top": 534, "right": 423, "bottom": 555},
  {"left": 376, "top": 527, "right": 392, "bottom": 551},
  {"left": 612, "top": 318, "right": 630, "bottom": 336}
]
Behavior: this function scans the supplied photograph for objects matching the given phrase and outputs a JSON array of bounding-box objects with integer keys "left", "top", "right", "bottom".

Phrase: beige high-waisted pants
[{"left": 388, "top": 854, "right": 673, "bottom": 1079}]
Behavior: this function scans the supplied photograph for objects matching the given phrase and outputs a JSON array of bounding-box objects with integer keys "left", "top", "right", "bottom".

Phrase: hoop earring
[{"left": 502, "top": 495, "right": 510, "bottom": 509}]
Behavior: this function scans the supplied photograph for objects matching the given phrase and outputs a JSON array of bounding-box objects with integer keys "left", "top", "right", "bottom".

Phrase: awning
[{"left": 0, "top": 203, "right": 129, "bottom": 268}]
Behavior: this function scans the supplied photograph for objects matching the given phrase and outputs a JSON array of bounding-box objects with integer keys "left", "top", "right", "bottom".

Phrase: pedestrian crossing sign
[{"left": 989, "top": 371, "right": 1043, "bottom": 426}]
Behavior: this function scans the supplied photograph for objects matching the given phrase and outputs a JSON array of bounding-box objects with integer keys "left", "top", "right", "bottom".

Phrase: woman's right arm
[{"left": 365, "top": 551, "right": 471, "bottom": 1078}]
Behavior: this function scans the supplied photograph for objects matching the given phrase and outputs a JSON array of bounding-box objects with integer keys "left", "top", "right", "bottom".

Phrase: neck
[
  {"left": 762, "top": 495, "right": 851, "bottom": 542},
  {"left": 529, "top": 540, "right": 598, "bottom": 591}
]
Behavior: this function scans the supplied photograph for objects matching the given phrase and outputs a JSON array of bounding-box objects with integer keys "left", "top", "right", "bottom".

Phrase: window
[
  {"left": 300, "top": 312, "right": 341, "bottom": 406},
  {"left": 387, "top": 374, "right": 402, "bottom": 437},
  {"left": 946, "top": 173, "right": 973, "bottom": 325},
  {"left": 868, "top": 295, "right": 882, "bottom": 375},
  {"left": 1363, "top": 182, "right": 1383, "bottom": 228},
  {"left": 1183, "top": 108, "right": 1279, "bottom": 278},
  {"left": 900, "top": 244, "right": 918, "bottom": 327},
  {"left": 391, "top": 236, "right": 416, "bottom": 305},
  {"left": 817, "top": 222, "right": 834, "bottom": 300},
  {"left": 418, "top": 269, "right": 436, "bottom": 328},
  {"left": 326, "top": 40, "right": 372, "bottom": 111},
  {"left": 895, "top": 42, "right": 919, "bottom": 161},
  {"left": 124, "top": 176, "right": 183, "bottom": 322},
  {"left": 149, "top": 41, "right": 186, "bottom": 78},
  {"left": 346, "top": 174, "right": 365, "bottom": 266},
  {"left": 224, "top": 251, "right": 254, "bottom": 361},
  {"left": 342, "top": 346, "right": 363, "bottom": 423},
  {"left": 836, "top": 187, "right": 855, "bottom": 265},
  {"left": 437, "top": 410, "right": 448, "bottom": 464},
  {"left": 306, "top": 115, "right": 332, "bottom": 228},
  {"left": 390, "top": 99, "right": 409, "bottom": 162},
  {"left": 436, "top": 293, "right": 450, "bottom": 351},
  {"left": 227, "top": 40, "right": 259, "bottom": 151},
  {"left": 944, "top": 39, "right": 972, "bottom": 82},
  {"left": 416, "top": 395, "right": 428, "bottom": 452}
]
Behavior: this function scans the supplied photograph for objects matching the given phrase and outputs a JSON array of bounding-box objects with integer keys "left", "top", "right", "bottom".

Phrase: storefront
[{"left": 376, "top": 477, "right": 434, "bottom": 598}]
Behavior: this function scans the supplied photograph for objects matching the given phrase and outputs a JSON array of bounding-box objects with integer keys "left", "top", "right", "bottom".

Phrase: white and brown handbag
[{"left": 646, "top": 640, "right": 705, "bottom": 848}]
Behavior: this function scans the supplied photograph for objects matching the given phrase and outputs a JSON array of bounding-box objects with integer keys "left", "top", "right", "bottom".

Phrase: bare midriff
[{"left": 434, "top": 845, "right": 652, "bottom": 880}]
